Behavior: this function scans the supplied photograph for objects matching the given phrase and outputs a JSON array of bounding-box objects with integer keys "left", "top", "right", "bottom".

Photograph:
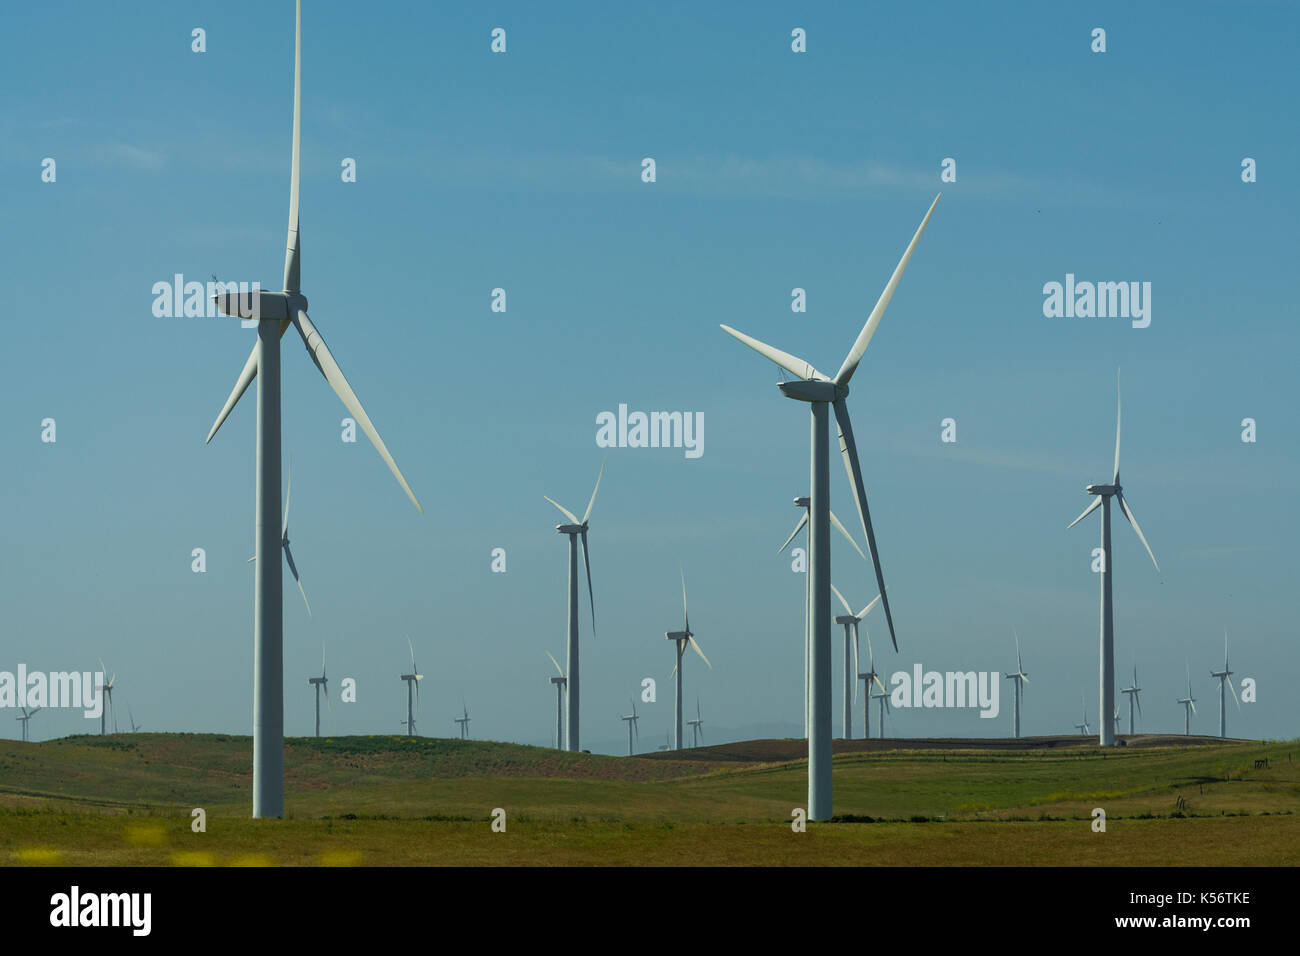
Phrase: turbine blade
[
  {"left": 544, "top": 496, "right": 580, "bottom": 524},
  {"left": 833, "top": 194, "right": 940, "bottom": 386},
  {"left": 852, "top": 627, "right": 860, "bottom": 700},
  {"left": 1067, "top": 496, "right": 1102, "bottom": 529},
  {"left": 830, "top": 583, "right": 853, "bottom": 617},
  {"left": 833, "top": 398, "right": 897, "bottom": 651},
  {"left": 283, "top": 542, "right": 311, "bottom": 618},
  {"left": 1228, "top": 677, "right": 1240, "bottom": 710},
  {"left": 580, "top": 530, "right": 596, "bottom": 638},
  {"left": 1116, "top": 491, "right": 1160, "bottom": 572},
  {"left": 407, "top": 636, "right": 415, "bottom": 672},
  {"left": 854, "top": 592, "right": 884, "bottom": 620},
  {"left": 829, "top": 510, "right": 867, "bottom": 561},
  {"left": 283, "top": 0, "right": 302, "bottom": 293},
  {"left": 547, "top": 651, "right": 564, "bottom": 677},
  {"left": 689, "top": 637, "right": 712, "bottom": 669},
  {"left": 283, "top": 456, "right": 293, "bottom": 537},
  {"left": 680, "top": 562, "right": 689, "bottom": 633},
  {"left": 1113, "top": 369, "right": 1122, "bottom": 484},
  {"left": 1135, "top": 693, "right": 1142, "bottom": 718},
  {"left": 719, "top": 324, "right": 827, "bottom": 381},
  {"left": 205, "top": 339, "right": 262, "bottom": 444},
  {"left": 778, "top": 513, "right": 808, "bottom": 553},
  {"left": 582, "top": 458, "right": 605, "bottom": 524},
  {"left": 292, "top": 310, "right": 422, "bottom": 513},
  {"left": 324, "top": 680, "right": 332, "bottom": 712}
]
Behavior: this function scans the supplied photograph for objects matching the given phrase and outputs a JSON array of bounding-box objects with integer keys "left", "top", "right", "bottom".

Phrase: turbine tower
[
  {"left": 308, "top": 641, "right": 329, "bottom": 737},
  {"left": 97, "top": 660, "right": 116, "bottom": 735},
  {"left": 1176, "top": 662, "right": 1197, "bottom": 735},
  {"left": 666, "top": 565, "right": 712, "bottom": 751},
  {"left": 15, "top": 706, "right": 40, "bottom": 742},
  {"left": 546, "top": 652, "right": 567, "bottom": 750},
  {"left": 399, "top": 638, "right": 422, "bottom": 736},
  {"left": 1120, "top": 663, "right": 1141, "bottom": 735},
  {"left": 620, "top": 698, "right": 641, "bottom": 756},
  {"left": 203, "top": 0, "right": 423, "bottom": 818},
  {"left": 455, "top": 702, "right": 471, "bottom": 740},
  {"left": 870, "top": 686, "right": 890, "bottom": 739},
  {"left": 779, "top": 501, "right": 865, "bottom": 738},
  {"left": 1004, "top": 628, "right": 1029, "bottom": 738},
  {"left": 722, "top": 195, "right": 938, "bottom": 818},
  {"left": 686, "top": 699, "right": 704, "bottom": 748},
  {"left": 544, "top": 460, "right": 603, "bottom": 752},
  {"left": 830, "top": 584, "right": 882, "bottom": 739},
  {"left": 1067, "top": 370, "right": 1160, "bottom": 748},
  {"left": 1210, "top": 630, "right": 1239, "bottom": 739}
]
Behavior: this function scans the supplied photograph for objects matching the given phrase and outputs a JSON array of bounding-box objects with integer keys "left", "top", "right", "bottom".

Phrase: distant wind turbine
[
  {"left": 830, "top": 583, "right": 882, "bottom": 739},
  {"left": 723, "top": 195, "right": 939, "bottom": 818},
  {"left": 666, "top": 564, "right": 711, "bottom": 751},
  {"left": 127, "top": 702, "right": 141, "bottom": 734},
  {"left": 202, "top": 0, "right": 423, "bottom": 819},
  {"left": 870, "top": 686, "right": 891, "bottom": 739},
  {"left": 97, "top": 660, "right": 116, "bottom": 735},
  {"left": 1176, "top": 661, "right": 1197, "bottom": 735},
  {"left": 455, "top": 702, "right": 471, "bottom": 740},
  {"left": 686, "top": 699, "right": 704, "bottom": 748},
  {"left": 544, "top": 460, "right": 603, "bottom": 752},
  {"left": 247, "top": 457, "right": 311, "bottom": 618},
  {"left": 1074, "top": 692, "right": 1090, "bottom": 736},
  {"left": 1210, "top": 630, "right": 1240, "bottom": 739},
  {"left": 1067, "top": 369, "right": 1160, "bottom": 748},
  {"left": 15, "top": 706, "right": 40, "bottom": 742},
  {"left": 858, "top": 631, "right": 887, "bottom": 740},
  {"left": 546, "top": 652, "right": 567, "bottom": 750},
  {"left": 779, "top": 498, "right": 866, "bottom": 739},
  {"left": 400, "top": 638, "right": 422, "bottom": 736},
  {"left": 308, "top": 641, "right": 329, "bottom": 737},
  {"left": 1120, "top": 663, "right": 1142, "bottom": 735},
  {"left": 1004, "top": 628, "right": 1029, "bottom": 738},
  {"left": 620, "top": 698, "right": 641, "bottom": 756}
]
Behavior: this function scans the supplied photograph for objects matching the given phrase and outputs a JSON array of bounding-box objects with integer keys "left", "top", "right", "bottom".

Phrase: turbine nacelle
[
  {"left": 549, "top": 676, "right": 566, "bottom": 686},
  {"left": 777, "top": 380, "right": 845, "bottom": 404},
  {"left": 666, "top": 630, "right": 692, "bottom": 641},
  {"left": 210, "top": 290, "right": 308, "bottom": 322},
  {"left": 556, "top": 522, "right": 587, "bottom": 535},
  {"left": 1085, "top": 483, "right": 1117, "bottom": 496},
  {"left": 835, "top": 615, "right": 858, "bottom": 625}
]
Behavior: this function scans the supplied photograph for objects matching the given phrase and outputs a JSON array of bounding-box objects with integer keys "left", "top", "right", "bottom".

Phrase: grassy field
[{"left": 1, "top": 733, "right": 1296, "bottom": 865}]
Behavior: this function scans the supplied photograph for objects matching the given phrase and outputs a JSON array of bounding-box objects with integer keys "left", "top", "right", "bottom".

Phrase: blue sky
[{"left": 1, "top": 1, "right": 1296, "bottom": 752}]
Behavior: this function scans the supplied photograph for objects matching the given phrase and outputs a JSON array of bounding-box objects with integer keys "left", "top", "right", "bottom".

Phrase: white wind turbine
[
  {"left": 830, "top": 584, "right": 883, "bottom": 739},
  {"left": 399, "top": 638, "right": 422, "bottom": 736},
  {"left": 1004, "top": 628, "right": 1029, "bottom": 738},
  {"left": 620, "top": 698, "right": 641, "bottom": 756},
  {"left": 544, "top": 460, "right": 604, "bottom": 752},
  {"left": 779, "top": 500, "right": 866, "bottom": 739},
  {"left": 1120, "top": 663, "right": 1142, "bottom": 735},
  {"left": 15, "top": 706, "right": 41, "bottom": 742},
  {"left": 248, "top": 458, "right": 311, "bottom": 618},
  {"left": 202, "top": 0, "right": 423, "bottom": 818},
  {"left": 307, "top": 641, "right": 329, "bottom": 737},
  {"left": 546, "top": 652, "right": 567, "bottom": 749},
  {"left": 1210, "top": 630, "right": 1240, "bottom": 739},
  {"left": 1067, "top": 370, "right": 1160, "bottom": 748},
  {"left": 1074, "top": 693, "right": 1090, "bottom": 736},
  {"left": 870, "top": 685, "right": 891, "bottom": 739},
  {"left": 723, "top": 195, "right": 938, "bottom": 818},
  {"left": 666, "top": 565, "right": 712, "bottom": 751},
  {"left": 126, "top": 702, "right": 141, "bottom": 734},
  {"left": 97, "top": 659, "right": 116, "bottom": 735},
  {"left": 455, "top": 702, "right": 471, "bottom": 740},
  {"left": 686, "top": 699, "right": 704, "bottom": 748},
  {"left": 1176, "top": 661, "right": 1197, "bottom": 735},
  {"left": 857, "top": 632, "right": 888, "bottom": 740}
]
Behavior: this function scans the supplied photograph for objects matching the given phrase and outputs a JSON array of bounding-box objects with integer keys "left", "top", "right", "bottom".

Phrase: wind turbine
[
  {"left": 1074, "top": 693, "right": 1090, "bottom": 736},
  {"left": 666, "top": 565, "right": 712, "bottom": 751},
  {"left": 15, "top": 706, "right": 40, "bottom": 742},
  {"left": 620, "top": 698, "right": 641, "bottom": 756},
  {"left": 544, "top": 460, "right": 603, "bottom": 752},
  {"left": 455, "top": 702, "right": 471, "bottom": 740},
  {"left": 830, "top": 584, "right": 882, "bottom": 739},
  {"left": 686, "top": 699, "right": 704, "bottom": 748},
  {"left": 1067, "top": 370, "right": 1160, "bottom": 748},
  {"left": 1210, "top": 630, "right": 1240, "bottom": 739},
  {"left": 247, "top": 457, "right": 311, "bottom": 618},
  {"left": 546, "top": 652, "right": 567, "bottom": 750},
  {"left": 1176, "top": 662, "right": 1197, "bottom": 735},
  {"left": 202, "top": 0, "right": 423, "bottom": 818},
  {"left": 308, "top": 641, "right": 329, "bottom": 737},
  {"left": 1120, "top": 663, "right": 1142, "bottom": 735},
  {"left": 1004, "top": 628, "right": 1029, "bottom": 738},
  {"left": 127, "top": 702, "right": 141, "bottom": 734},
  {"left": 858, "top": 631, "right": 888, "bottom": 740},
  {"left": 870, "top": 685, "right": 891, "bottom": 739},
  {"left": 97, "top": 659, "right": 116, "bottom": 735},
  {"left": 399, "top": 638, "right": 422, "bottom": 736},
  {"left": 723, "top": 195, "right": 938, "bottom": 818},
  {"left": 1112, "top": 706, "right": 1121, "bottom": 738},
  {"left": 779, "top": 500, "right": 866, "bottom": 739}
]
